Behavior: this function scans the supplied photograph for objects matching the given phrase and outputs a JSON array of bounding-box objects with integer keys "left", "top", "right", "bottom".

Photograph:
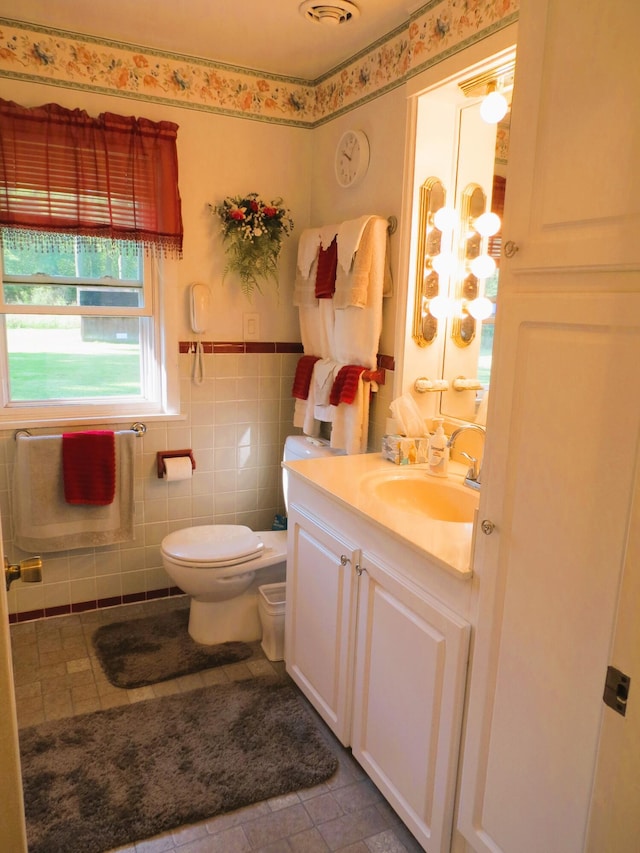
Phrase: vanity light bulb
[
  {"left": 480, "top": 90, "right": 508, "bottom": 124},
  {"left": 431, "top": 253, "right": 455, "bottom": 276},
  {"left": 467, "top": 296, "right": 494, "bottom": 320},
  {"left": 474, "top": 212, "right": 501, "bottom": 237},
  {"left": 470, "top": 253, "right": 496, "bottom": 279},
  {"left": 433, "top": 206, "right": 457, "bottom": 232},
  {"left": 428, "top": 294, "right": 452, "bottom": 319}
]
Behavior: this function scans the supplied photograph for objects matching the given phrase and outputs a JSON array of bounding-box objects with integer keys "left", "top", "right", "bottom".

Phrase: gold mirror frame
[
  {"left": 451, "top": 183, "right": 486, "bottom": 347},
  {"left": 412, "top": 177, "right": 447, "bottom": 346}
]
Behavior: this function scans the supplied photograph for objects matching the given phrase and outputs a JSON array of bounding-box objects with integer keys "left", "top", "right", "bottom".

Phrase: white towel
[
  {"left": 319, "top": 224, "right": 339, "bottom": 249},
  {"left": 296, "top": 228, "right": 321, "bottom": 279},
  {"left": 293, "top": 256, "right": 319, "bottom": 308},
  {"left": 312, "top": 358, "right": 340, "bottom": 422},
  {"left": 13, "top": 431, "right": 135, "bottom": 552},
  {"left": 337, "top": 215, "right": 374, "bottom": 274},
  {"left": 298, "top": 299, "right": 335, "bottom": 358},
  {"left": 330, "top": 374, "right": 371, "bottom": 455},
  {"left": 334, "top": 216, "right": 391, "bottom": 310}
]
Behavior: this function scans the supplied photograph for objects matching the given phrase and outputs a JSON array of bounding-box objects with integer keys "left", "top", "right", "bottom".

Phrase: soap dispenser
[{"left": 427, "top": 418, "right": 449, "bottom": 478}]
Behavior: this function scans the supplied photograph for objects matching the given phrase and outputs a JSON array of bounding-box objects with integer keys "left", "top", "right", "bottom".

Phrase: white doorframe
[{"left": 0, "top": 525, "right": 28, "bottom": 852}]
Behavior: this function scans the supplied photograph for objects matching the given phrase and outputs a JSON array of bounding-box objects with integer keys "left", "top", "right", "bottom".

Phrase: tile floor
[{"left": 10, "top": 597, "right": 424, "bottom": 853}]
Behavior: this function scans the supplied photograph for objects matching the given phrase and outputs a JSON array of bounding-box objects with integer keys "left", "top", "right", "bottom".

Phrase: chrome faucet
[{"left": 447, "top": 424, "right": 486, "bottom": 490}]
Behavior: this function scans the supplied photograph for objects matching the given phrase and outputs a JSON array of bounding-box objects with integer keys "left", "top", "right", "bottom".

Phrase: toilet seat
[{"left": 161, "top": 524, "right": 264, "bottom": 569}]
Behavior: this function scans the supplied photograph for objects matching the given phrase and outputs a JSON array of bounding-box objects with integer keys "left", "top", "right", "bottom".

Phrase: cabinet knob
[
  {"left": 340, "top": 554, "right": 350, "bottom": 566},
  {"left": 481, "top": 519, "right": 496, "bottom": 535}
]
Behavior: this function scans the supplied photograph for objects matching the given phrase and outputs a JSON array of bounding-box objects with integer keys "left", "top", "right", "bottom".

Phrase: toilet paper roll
[{"left": 163, "top": 456, "right": 193, "bottom": 481}]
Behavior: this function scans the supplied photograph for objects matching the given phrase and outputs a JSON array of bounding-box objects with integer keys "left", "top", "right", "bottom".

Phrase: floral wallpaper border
[{"left": 0, "top": 1, "right": 518, "bottom": 126}]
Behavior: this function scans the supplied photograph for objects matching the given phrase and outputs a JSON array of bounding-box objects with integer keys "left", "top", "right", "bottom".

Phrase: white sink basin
[{"left": 364, "top": 470, "right": 478, "bottom": 523}]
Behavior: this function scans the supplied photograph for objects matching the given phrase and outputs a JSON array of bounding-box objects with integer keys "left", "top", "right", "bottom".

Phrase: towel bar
[{"left": 14, "top": 422, "right": 147, "bottom": 440}]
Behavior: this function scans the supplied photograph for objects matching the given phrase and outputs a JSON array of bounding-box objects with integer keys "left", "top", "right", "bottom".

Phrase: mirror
[
  {"left": 440, "top": 102, "right": 507, "bottom": 421},
  {"left": 412, "top": 177, "right": 447, "bottom": 346},
  {"left": 400, "top": 48, "right": 514, "bottom": 425}
]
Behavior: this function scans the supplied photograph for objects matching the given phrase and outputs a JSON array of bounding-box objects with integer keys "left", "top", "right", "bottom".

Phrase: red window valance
[{"left": 0, "top": 98, "right": 183, "bottom": 258}]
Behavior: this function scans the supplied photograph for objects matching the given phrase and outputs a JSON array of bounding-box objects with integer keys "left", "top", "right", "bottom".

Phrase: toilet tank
[{"left": 282, "top": 435, "right": 345, "bottom": 511}]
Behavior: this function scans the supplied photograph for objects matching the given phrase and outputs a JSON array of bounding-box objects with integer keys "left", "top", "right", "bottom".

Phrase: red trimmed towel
[
  {"left": 62, "top": 430, "right": 116, "bottom": 505},
  {"left": 292, "top": 355, "right": 321, "bottom": 400},
  {"left": 329, "top": 365, "right": 367, "bottom": 406}
]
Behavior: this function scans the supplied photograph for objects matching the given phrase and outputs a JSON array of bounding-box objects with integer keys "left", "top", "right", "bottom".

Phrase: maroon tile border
[
  {"left": 8, "top": 587, "right": 186, "bottom": 624},
  {"left": 178, "top": 341, "right": 395, "bottom": 370}
]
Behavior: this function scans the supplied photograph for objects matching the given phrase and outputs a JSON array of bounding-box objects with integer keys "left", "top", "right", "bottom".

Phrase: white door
[
  {"left": 0, "top": 518, "right": 29, "bottom": 852},
  {"left": 457, "top": 0, "right": 640, "bottom": 850},
  {"left": 352, "top": 553, "right": 469, "bottom": 853},
  {"left": 285, "top": 506, "right": 358, "bottom": 745},
  {"left": 585, "top": 462, "right": 640, "bottom": 852}
]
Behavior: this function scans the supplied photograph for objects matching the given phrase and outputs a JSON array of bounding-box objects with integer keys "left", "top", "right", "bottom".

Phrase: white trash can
[{"left": 258, "top": 582, "right": 286, "bottom": 661}]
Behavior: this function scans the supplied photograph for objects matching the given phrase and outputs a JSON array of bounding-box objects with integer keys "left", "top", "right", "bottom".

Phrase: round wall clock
[{"left": 335, "top": 130, "right": 370, "bottom": 188}]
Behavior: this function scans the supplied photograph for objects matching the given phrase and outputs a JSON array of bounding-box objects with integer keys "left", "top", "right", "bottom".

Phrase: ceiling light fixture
[{"left": 299, "top": 1, "right": 361, "bottom": 26}]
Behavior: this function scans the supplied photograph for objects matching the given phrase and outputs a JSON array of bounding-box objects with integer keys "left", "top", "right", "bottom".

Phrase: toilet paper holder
[{"left": 157, "top": 450, "right": 196, "bottom": 479}]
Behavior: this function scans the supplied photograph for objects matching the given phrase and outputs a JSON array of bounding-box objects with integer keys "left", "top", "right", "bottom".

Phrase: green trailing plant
[{"left": 210, "top": 193, "right": 294, "bottom": 298}]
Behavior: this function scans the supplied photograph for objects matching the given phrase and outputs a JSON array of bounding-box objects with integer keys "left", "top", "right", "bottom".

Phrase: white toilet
[{"left": 161, "top": 435, "right": 343, "bottom": 645}]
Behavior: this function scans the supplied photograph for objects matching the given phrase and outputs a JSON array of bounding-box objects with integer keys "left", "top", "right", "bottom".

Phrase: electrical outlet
[{"left": 243, "top": 313, "right": 260, "bottom": 341}]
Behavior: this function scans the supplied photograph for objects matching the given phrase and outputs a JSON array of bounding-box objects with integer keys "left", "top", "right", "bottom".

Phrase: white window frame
[{"left": 0, "top": 242, "right": 180, "bottom": 429}]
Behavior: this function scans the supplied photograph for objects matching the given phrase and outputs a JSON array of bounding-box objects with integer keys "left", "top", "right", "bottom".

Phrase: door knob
[
  {"left": 480, "top": 519, "right": 495, "bottom": 535},
  {"left": 504, "top": 240, "right": 519, "bottom": 258}
]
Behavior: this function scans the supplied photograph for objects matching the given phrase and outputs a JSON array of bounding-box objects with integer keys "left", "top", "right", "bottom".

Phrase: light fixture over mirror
[
  {"left": 451, "top": 183, "right": 501, "bottom": 347},
  {"left": 459, "top": 59, "right": 515, "bottom": 125},
  {"left": 412, "top": 177, "right": 450, "bottom": 347}
]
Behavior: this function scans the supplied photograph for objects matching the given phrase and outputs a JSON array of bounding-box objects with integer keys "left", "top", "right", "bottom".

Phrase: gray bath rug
[
  {"left": 92, "top": 607, "right": 253, "bottom": 688},
  {"left": 20, "top": 676, "right": 338, "bottom": 853}
]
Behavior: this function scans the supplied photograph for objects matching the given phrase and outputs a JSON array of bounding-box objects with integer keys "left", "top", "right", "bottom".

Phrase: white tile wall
[
  {"left": 4, "top": 351, "right": 300, "bottom": 617},
  {"left": 4, "top": 349, "right": 392, "bottom": 618}
]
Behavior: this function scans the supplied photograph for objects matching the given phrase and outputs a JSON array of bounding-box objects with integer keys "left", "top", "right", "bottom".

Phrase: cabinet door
[
  {"left": 352, "top": 553, "right": 470, "bottom": 853},
  {"left": 502, "top": 0, "right": 640, "bottom": 274},
  {"left": 458, "top": 289, "right": 640, "bottom": 853},
  {"left": 285, "top": 505, "right": 358, "bottom": 745}
]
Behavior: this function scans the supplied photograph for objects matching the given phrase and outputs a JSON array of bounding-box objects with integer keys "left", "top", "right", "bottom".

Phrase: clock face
[{"left": 335, "top": 130, "right": 370, "bottom": 187}]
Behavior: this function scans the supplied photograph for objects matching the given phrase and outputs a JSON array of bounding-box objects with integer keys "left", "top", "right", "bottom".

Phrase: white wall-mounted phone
[{"left": 190, "top": 283, "right": 210, "bottom": 334}]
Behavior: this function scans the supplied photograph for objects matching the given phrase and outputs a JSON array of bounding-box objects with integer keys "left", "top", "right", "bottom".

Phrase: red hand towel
[
  {"left": 329, "top": 365, "right": 367, "bottom": 406},
  {"left": 314, "top": 237, "right": 338, "bottom": 298},
  {"left": 292, "top": 355, "right": 321, "bottom": 400},
  {"left": 62, "top": 430, "right": 116, "bottom": 505}
]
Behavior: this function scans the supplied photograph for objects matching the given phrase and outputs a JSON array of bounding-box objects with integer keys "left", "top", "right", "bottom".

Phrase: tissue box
[{"left": 382, "top": 434, "right": 430, "bottom": 465}]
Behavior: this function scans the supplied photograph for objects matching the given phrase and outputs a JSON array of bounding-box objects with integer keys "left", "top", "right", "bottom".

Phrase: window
[
  {"left": 1, "top": 236, "right": 153, "bottom": 401},
  {"left": 0, "top": 98, "right": 183, "bottom": 425}
]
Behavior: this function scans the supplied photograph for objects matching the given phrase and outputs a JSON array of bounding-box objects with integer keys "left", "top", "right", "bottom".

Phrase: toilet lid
[{"left": 161, "top": 525, "right": 264, "bottom": 565}]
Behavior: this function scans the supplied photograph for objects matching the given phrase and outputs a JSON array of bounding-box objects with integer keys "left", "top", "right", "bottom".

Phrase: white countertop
[{"left": 283, "top": 452, "right": 476, "bottom": 577}]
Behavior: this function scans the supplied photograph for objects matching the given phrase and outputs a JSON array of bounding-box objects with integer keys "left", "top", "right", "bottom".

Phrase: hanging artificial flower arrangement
[{"left": 210, "top": 193, "right": 294, "bottom": 298}]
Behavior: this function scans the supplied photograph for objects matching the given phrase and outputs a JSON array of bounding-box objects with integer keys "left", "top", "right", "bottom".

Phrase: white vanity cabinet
[
  {"left": 285, "top": 470, "right": 471, "bottom": 853},
  {"left": 285, "top": 506, "right": 358, "bottom": 746}
]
